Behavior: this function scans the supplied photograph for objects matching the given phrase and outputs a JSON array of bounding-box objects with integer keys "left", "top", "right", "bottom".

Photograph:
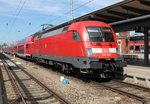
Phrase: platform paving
[{"left": 124, "top": 64, "right": 150, "bottom": 86}]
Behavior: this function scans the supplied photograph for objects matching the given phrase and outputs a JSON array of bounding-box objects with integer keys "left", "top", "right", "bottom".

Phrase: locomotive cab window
[
  {"left": 73, "top": 31, "right": 81, "bottom": 41},
  {"left": 87, "top": 27, "right": 114, "bottom": 42}
]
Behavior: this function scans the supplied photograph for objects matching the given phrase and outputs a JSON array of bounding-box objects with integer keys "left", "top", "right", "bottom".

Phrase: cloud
[
  {"left": 0, "top": 0, "right": 123, "bottom": 44},
  {"left": 0, "top": 0, "right": 123, "bottom": 18},
  {"left": 0, "top": 0, "right": 70, "bottom": 16}
]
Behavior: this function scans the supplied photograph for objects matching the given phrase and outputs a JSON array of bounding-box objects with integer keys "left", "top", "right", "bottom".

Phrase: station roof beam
[
  {"left": 95, "top": 14, "right": 124, "bottom": 22},
  {"left": 122, "top": 6, "right": 150, "bottom": 15},
  {"left": 107, "top": 10, "right": 137, "bottom": 19},
  {"left": 88, "top": 15, "right": 111, "bottom": 23},
  {"left": 139, "top": 0, "right": 150, "bottom": 7}
]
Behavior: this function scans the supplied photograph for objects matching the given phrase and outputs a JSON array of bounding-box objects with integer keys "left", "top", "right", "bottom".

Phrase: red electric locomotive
[{"left": 32, "top": 21, "right": 126, "bottom": 78}]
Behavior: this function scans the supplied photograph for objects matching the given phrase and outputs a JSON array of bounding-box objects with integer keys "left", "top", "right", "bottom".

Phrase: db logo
[{"left": 102, "top": 48, "right": 110, "bottom": 53}]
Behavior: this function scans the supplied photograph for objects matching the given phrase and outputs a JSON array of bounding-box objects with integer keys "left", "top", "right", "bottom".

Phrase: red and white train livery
[{"left": 3, "top": 21, "right": 127, "bottom": 78}]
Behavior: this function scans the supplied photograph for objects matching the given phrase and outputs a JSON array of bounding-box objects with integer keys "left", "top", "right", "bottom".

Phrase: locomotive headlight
[{"left": 86, "top": 48, "right": 93, "bottom": 56}]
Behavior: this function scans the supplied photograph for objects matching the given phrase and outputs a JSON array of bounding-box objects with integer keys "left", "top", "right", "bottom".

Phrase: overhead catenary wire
[
  {"left": 1, "top": 0, "right": 26, "bottom": 45},
  {"left": 46, "top": 0, "right": 95, "bottom": 24},
  {"left": 24, "top": 0, "right": 95, "bottom": 35},
  {"left": 6, "top": 0, "right": 23, "bottom": 26},
  {"left": 8, "top": 0, "right": 27, "bottom": 34}
]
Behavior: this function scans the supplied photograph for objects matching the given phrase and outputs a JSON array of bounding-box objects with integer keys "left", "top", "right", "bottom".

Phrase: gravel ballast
[{"left": 5, "top": 55, "right": 143, "bottom": 104}]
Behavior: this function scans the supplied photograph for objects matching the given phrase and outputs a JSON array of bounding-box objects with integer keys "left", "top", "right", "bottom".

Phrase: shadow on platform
[{"left": 122, "top": 54, "right": 150, "bottom": 67}]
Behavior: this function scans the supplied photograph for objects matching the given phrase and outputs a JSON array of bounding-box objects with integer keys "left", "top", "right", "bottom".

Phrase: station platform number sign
[{"left": 135, "top": 26, "right": 145, "bottom": 33}]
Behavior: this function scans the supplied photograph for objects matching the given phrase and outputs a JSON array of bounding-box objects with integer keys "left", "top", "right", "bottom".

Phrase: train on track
[
  {"left": 3, "top": 21, "right": 127, "bottom": 79},
  {"left": 129, "top": 42, "right": 150, "bottom": 53}
]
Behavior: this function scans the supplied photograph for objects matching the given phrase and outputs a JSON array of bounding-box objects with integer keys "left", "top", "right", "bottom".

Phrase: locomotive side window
[
  {"left": 73, "top": 31, "right": 81, "bottom": 41},
  {"left": 87, "top": 27, "right": 114, "bottom": 42}
]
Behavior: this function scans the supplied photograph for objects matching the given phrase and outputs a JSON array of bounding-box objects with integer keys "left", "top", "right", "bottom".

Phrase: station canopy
[{"left": 41, "top": 0, "right": 150, "bottom": 33}]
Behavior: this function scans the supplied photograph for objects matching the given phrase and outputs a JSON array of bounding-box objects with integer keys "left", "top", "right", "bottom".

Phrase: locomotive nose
[{"left": 86, "top": 42, "right": 118, "bottom": 59}]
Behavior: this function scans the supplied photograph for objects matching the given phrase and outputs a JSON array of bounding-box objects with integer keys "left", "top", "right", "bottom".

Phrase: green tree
[{"left": 0, "top": 43, "right": 8, "bottom": 50}]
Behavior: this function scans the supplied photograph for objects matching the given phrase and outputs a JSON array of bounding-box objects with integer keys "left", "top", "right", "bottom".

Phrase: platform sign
[{"left": 135, "top": 26, "right": 145, "bottom": 33}]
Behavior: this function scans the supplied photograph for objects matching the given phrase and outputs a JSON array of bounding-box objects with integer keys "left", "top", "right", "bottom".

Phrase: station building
[{"left": 116, "top": 32, "right": 130, "bottom": 54}]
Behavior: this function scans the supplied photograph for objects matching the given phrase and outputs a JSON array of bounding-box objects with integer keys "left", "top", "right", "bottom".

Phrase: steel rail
[
  {"left": 21, "top": 68, "right": 71, "bottom": 104},
  {"left": 0, "top": 54, "right": 27, "bottom": 104},
  {"left": 3, "top": 54, "right": 71, "bottom": 104},
  {"left": 93, "top": 81, "right": 150, "bottom": 103},
  {"left": 0, "top": 62, "right": 8, "bottom": 104},
  {"left": 112, "top": 80, "right": 150, "bottom": 92}
]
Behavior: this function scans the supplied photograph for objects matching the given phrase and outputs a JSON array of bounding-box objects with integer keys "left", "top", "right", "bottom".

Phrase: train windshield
[{"left": 87, "top": 27, "right": 114, "bottom": 42}]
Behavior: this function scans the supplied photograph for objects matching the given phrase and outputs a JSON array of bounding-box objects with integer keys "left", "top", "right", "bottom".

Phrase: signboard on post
[{"left": 135, "top": 26, "right": 145, "bottom": 33}]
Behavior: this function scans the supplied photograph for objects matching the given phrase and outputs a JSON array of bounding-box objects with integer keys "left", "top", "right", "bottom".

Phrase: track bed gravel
[
  {"left": 0, "top": 65, "right": 19, "bottom": 104},
  {"left": 6, "top": 55, "right": 143, "bottom": 104}
]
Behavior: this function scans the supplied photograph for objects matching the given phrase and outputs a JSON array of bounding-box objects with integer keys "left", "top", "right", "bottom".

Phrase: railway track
[
  {"left": 0, "top": 53, "right": 71, "bottom": 104},
  {"left": 91, "top": 80, "right": 150, "bottom": 104}
]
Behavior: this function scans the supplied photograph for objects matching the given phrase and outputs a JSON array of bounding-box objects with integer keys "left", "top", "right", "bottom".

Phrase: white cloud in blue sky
[{"left": 0, "top": 0, "right": 122, "bottom": 44}]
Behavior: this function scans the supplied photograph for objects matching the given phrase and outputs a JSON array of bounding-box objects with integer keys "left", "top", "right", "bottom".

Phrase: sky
[{"left": 0, "top": 0, "right": 124, "bottom": 45}]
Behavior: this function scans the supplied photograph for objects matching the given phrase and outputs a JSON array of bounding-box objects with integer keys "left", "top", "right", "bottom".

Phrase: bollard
[
  {"left": 145, "top": 79, "right": 150, "bottom": 86},
  {"left": 115, "top": 97, "right": 121, "bottom": 104},
  {"left": 133, "top": 76, "right": 138, "bottom": 83}
]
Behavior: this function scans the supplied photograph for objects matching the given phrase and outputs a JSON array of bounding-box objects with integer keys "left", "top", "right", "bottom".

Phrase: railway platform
[
  {"left": 122, "top": 54, "right": 150, "bottom": 65},
  {"left": 124, "top": 64, "right": 150, "bottom": 86},
  {"left": 121, "top": 53, "right": 150, "bottom": 86}
]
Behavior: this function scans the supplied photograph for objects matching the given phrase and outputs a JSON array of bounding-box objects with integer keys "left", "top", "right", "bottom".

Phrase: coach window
[
  {"left": 130, "top": 46, "right": 134, "bottom": 50},
  {"left": 140, "top": 45, "right": 144, "bottom": 50},
  {"left": 73, "top": 31, "right": 81, "bottom": 41},
  {"left": 135, "top": 46, "right": 140, "bottom": 50}
]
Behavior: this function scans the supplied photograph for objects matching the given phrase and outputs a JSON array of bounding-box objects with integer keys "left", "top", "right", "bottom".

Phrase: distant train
[
  {"left": 3, "top": 21, "right": 126, "bottom": 79},
  {"left": 129, "top": 42, "right": 150, "bottom": 53}
]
